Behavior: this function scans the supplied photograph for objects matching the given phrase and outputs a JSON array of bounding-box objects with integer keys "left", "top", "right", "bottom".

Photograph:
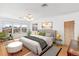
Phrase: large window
[
  {"left": 13, "top": 24, "right": 21, "bottom": 33},
  {"left": 2, "top": 24, "right": 27, "bottom": 34},
  {"left": 2, "top": 24, "right": 12, "bottom": 33},
  {"left": 21, "top": 25, "right": 27, "bottom": 32}
]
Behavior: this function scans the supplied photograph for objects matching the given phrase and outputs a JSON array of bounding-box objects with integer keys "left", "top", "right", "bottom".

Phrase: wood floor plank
[
  {"left": 57, "top": 45, "right": 68, "bottom": 56},
  {"left": 0, "top": 43, "right": 8, "bottom": 56}
]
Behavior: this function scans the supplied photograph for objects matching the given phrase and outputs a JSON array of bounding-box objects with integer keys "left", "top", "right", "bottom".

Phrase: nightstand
[{"left": 55, "top": 39, "right": 62, "bottom": 45}]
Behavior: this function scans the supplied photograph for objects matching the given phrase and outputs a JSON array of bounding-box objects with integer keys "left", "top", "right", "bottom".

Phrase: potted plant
[
  {"left": 0, "top": 32, "right": 7, "bottom": 42},
  {"left": 27, "top": 30, "right": 31, "bottom": 36}
]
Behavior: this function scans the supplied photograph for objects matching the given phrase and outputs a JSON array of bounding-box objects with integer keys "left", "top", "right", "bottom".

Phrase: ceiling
[{"left": 0, "top": 3, "right": 79, "bottom": 20}]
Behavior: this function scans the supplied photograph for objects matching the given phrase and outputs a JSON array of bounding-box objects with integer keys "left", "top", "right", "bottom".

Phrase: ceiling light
[{"left": 24, "top": 14, "right": 34, "bottom": 21}]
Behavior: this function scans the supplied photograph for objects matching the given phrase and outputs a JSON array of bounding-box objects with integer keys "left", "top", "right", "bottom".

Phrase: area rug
[{"left": 42, "top": 46, "right": 62, "bottom": 56}]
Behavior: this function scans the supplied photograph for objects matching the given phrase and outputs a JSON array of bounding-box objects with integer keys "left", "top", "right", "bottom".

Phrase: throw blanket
[{"left": 24, "top": 36, "right": 48, "bottom": 50}]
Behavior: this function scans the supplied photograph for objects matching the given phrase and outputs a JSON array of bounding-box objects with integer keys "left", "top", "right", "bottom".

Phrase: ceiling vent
[{"left": 41, "top": 4, "right": 48, "bottom": 7}]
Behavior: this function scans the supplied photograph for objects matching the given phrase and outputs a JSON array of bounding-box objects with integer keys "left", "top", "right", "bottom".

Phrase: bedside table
[{"left": 55, "top": 39, "right": 62, "bottom": 45}]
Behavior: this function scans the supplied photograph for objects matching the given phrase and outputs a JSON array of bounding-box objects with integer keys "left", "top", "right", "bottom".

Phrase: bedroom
[{"left": 0, "top": 3, "right": 79, "bottom": 56}]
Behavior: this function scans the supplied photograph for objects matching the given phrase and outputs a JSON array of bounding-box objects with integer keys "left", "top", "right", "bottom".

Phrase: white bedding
[
  {"left": 20, "top": 35, "right": 53, "bottom": 55},
  {"left": 31, "top": 35, "right": 53, "bottom": 46}
]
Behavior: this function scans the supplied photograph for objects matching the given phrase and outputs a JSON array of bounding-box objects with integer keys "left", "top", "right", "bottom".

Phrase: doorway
[{"left": 64, "top": 21, "right": 74, "bottom": 46}]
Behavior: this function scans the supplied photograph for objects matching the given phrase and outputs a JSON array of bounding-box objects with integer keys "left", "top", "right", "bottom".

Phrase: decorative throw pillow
[{"left": 38, "top": 32, "right": 46, "bottom": 36}]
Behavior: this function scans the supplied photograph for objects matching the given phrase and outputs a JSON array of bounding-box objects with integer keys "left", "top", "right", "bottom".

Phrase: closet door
[{"left": 64, "top": 21, "right": 74, "bottom": 46}]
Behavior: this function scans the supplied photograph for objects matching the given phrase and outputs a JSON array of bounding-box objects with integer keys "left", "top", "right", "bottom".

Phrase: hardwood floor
[
  {"left": 57, "top": 45, "right": 69, "bottom": 56},
  {"left": 0, "top": 43, "right": 8, "bottom": 56}
]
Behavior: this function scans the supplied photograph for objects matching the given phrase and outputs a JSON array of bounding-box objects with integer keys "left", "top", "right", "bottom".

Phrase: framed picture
[
  {"left": 32, "top": 23, "right": 38, "bottom": 31},
  {"left": 41, "top": 21, "right": 53, "bottom": 29}
]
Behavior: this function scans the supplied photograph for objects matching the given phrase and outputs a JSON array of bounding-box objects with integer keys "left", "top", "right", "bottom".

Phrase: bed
[{"left": 20, "top": 35, "right": 53, "bottom": 55}]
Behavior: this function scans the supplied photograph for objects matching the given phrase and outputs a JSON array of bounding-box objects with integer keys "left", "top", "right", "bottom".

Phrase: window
[
  {"left": 21, "top": 25, "right": 27, "bottom": 32},
  {"left": 2, "top": 24, "right": 12, "bottom": 33}
]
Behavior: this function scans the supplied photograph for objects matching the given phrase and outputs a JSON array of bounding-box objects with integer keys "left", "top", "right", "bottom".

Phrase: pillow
[
  {"left": 45, "top": 30, "right": 56, "bottom": 38},
  {"left": 38, "top": 32, "right": 46, "bottom": 36},
  {"left": 45, "top": 32, "right": 52, "bottom": 37}
]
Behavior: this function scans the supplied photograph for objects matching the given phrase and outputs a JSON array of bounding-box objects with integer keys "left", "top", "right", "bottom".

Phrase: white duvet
[{"left": 20, "top": 35, "right": 53, "bottom": 55}]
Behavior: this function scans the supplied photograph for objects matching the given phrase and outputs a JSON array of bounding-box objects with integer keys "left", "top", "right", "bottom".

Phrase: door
[{"left": 64, "top": 21, "right": 74, "bottom": 46}]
